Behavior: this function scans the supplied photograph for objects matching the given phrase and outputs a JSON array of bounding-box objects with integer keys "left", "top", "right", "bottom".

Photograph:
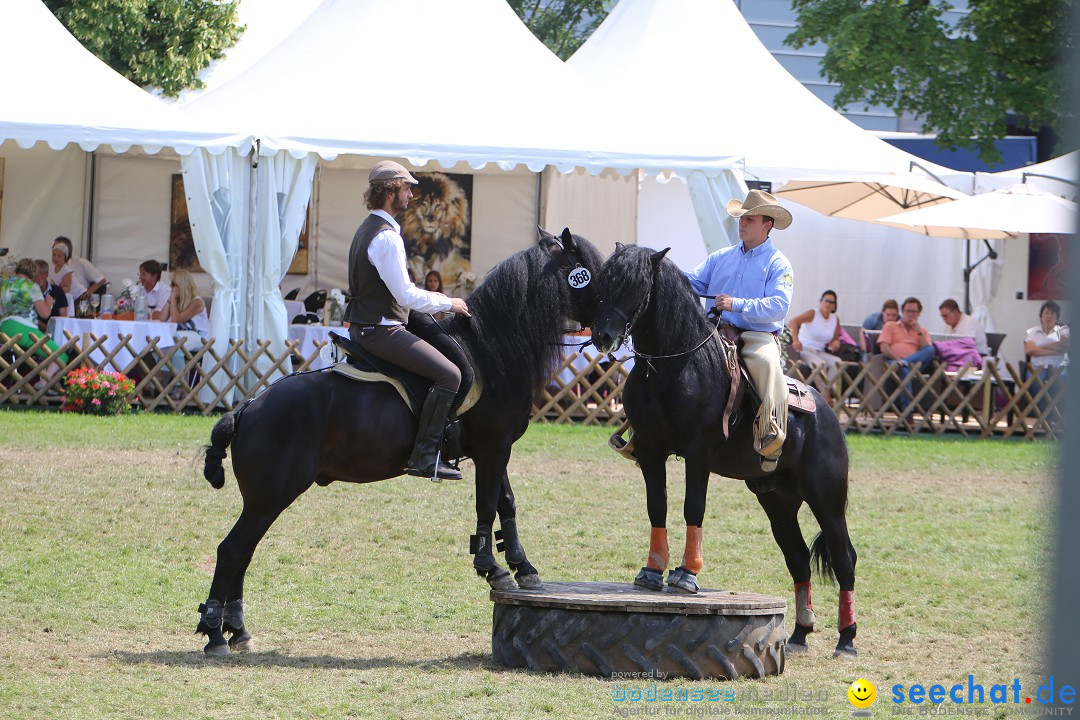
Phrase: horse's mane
[
  {"left": 602, "top": 245, "right": 717, "bottom": 360},
  {"left": 445, "top": 236, "right": 603, "bottom": 405}
]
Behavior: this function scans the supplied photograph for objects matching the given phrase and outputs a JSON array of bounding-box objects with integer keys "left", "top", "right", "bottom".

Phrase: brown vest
[{"left": 344, "top": 214, "right": 409, "bottom": 325}]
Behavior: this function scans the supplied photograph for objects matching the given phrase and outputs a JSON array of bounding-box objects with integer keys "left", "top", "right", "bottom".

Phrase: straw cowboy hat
[{"left": 726, "top": 189, "right": 793, "bottom": 230}]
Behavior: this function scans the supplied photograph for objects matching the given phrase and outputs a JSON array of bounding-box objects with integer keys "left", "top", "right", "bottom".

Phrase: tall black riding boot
[{"left": 406, "top": 386, "right": 461, "bottom": 481}]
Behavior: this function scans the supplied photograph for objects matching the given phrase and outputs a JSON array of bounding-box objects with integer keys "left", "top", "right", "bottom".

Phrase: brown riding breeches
[{"left": 349, "top": 323, "right": 461, "bottom": 392}]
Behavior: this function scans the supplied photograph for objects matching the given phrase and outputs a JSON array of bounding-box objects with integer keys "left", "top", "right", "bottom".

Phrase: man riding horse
[
  {"left": 686, "top": 189, "right": 794, "bottom": 473},
  {"left": 344, "top": 160, "right": 473, "bottom": 480}
]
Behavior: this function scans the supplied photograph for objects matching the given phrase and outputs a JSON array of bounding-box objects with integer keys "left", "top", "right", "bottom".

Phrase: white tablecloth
[
  {"left": 47, "top": 317, "right": 179, "bottom": 369},
  {"left": 289, "top": 324, "right": 344, "bottom": 370}
]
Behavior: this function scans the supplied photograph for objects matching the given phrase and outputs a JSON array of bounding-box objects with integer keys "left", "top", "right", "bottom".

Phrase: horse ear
[
  {"left": 615, "top": 241, "right": 625, "bottom": 251},
  {"left": 560, "top": 228, "right": 578, "bottom": 254},
  {"left": 651, "top": 248, "right": 671, "bottom": 267},
  {"left": 536, "top": 225, "right": 550, "bottom": 241}
]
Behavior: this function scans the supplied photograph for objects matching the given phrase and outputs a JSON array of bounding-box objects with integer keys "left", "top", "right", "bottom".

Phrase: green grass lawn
[{"left": 0, "top": 409, "right": 1059, "bottom": 719}]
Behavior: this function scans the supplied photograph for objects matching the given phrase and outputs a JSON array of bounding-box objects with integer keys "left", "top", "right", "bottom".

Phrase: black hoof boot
[
  {"left": 223, "top": 599, "right": 255, "bottom": 653},
  {"left": 196, "top": 599, "right": 229, "bottom": 656},
  {"left": 666, "top": 566, "right": 699, "bottom": 594},
  {"left": 786, "top": 623, "right": 813, "bottom": 654},
  {"left": 833, "top": 622, "right": 857, "bottom": 658},
  {"left": 633, "top": 567, "right": 664, "bottom": 591}
]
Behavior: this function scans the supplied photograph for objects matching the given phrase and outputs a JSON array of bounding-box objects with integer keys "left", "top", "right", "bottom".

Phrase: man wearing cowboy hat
[
  {"left": 344, "top": 160, "right": 472, "bottom": 481},
  {"left": 686, "top": 189, "right": 794, "bottom": 471}
]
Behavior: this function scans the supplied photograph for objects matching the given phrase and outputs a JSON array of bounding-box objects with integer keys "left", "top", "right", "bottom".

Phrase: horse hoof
[
  {"left": 633, "top": 567, "right": 664, "bottom": 592},
  {"left": 785, "top": 640, "right": 810, "bottom": 654},
  {"left": 229, "top": 636, "right": 255, "bottom": 653},
  {"left": 666, "top": 567, "right": 699, "bottom": 594},
  {"left": 203, "top": 641, "right": 230, "bottom": 657},
  {"left": 486, "top": 567, "right": 517, "bottom": 592},
  {"left": 516, "top": 573, "right": 543, "bottom": 590},
  {"left": 833, "top": 646, "right": 858, "bottom": 659}
]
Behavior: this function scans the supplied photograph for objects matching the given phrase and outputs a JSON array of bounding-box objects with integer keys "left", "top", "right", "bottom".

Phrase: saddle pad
[
  {"left": 330, "top": 362, "right": 482, "bottom": 416},
  {"left": 331, "top": 363, "right": 413, "bottom": 410},
  {"left": 786, "top": 377, "right": 817, "bottom": 414}
]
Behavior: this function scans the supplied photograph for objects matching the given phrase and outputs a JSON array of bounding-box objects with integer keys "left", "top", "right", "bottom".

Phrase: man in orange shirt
[
  {"left": 879, "top": 296, "right": 934, "bottom": 369},
  {"left": 878, "top": 296, "right": 934, "bottom": 407}
]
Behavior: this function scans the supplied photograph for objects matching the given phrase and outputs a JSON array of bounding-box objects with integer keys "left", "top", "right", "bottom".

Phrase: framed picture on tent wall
[
  {"left": 169, "top": 174, "right": 310, "bottom": 274},
  {"left": 1028, "top": 232, "right": 1070, "bottom": 300},
  {"left": 395, "top": 172, "right": 473, "bottom": 297}
]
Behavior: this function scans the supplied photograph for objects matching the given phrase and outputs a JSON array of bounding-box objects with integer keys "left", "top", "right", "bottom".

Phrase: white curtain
[
  {"left": 686, "top": 169, "right": 749, "bottom": 253},
  {"left": 252, "top": 152, "right": 318, "bottom": 381},
  {"left": 969, "top": 237, "right": 1004, "bottom": 338},
  {"left": 180, "top": 146, "right": 253, "bottom": 405}
]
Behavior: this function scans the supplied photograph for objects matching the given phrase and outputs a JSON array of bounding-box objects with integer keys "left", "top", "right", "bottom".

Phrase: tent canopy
[
  {"left": 567, "top": 0, "right": 964, "bottom": 185},
  {"left": 180, "top": 0, "right": 739, "bottom": 175},
  {"left": 975, "top": 151, "right": 1079, "bottom": 198},
  {"left": 0, "top": 0, "right": 250, "bottom": 155}
]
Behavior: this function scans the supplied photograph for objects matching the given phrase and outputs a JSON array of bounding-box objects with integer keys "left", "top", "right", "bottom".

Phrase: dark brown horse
[
  {"left": 591, "top": 244, "right": 858, "bottom": 658},
  {"left": 196, "top": 229, "right": 603, "bottom": 655}
]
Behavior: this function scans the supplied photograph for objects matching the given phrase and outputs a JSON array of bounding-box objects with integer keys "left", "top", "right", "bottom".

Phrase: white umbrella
[
  {"left": 775, "top": 171, "right": 970, "bottom": 221},
  {"left": 877, "top": 184, "right": 1078, "bottom": 237}
]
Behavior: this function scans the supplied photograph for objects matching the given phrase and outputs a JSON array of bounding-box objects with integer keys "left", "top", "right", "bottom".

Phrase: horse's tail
[
  {"left": 809, "top": 532, "right": 837, "bottom": 584},
  {"left": 203, "top": 412, "right": 237, "bottom": 489}
]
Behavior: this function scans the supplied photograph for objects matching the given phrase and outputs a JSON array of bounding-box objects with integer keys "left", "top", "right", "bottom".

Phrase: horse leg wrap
[
  {"left": 795, "top": 580, "right": 817, "bottom": 628},
  {"left": 681, "top": 526, "right": 704, "bottom": 575},
  {"left": 471, "top": 524, "right": 495, "bottom": 573},
  {"left": 198, "top": 599, "right": 224, "bottom": 631},
  {"left": 222, "top": 599, "right": 245, "bottom": 633},
  {"left": 839, "top": 589, "right": 856, "bottom": 630},
  {"left": 496, "top": 518, "right": 526, "bottom": 567},
  {"left": 646, "top": 527, "right": 669, "bottom": 572}
]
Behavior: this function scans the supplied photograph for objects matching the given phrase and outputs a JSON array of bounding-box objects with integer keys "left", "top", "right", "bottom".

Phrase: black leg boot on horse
[{"left": 406, "top": 386, "right": 461, "bottom": 481}]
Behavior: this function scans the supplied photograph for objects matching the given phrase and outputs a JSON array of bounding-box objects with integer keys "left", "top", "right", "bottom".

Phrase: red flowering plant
[{"left": 62, "top": 368, "right": 136, "bottom": 415}]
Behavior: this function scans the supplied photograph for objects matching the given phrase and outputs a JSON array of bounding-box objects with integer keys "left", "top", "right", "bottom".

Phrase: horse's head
[
  {"left": 592, "top": 243, "right": 670, "bottom": 354},
  {"left": 536, "top": 226, "right": 605, "bottom": 330}
]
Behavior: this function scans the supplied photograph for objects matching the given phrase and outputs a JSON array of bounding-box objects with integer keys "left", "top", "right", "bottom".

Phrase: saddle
[
  {"left": 608, "top": 324, "right": 815, "bottom": 461},
  {"left": 716, "top": 323, "right": 816, "bottom": 439},
  {"left": 326, "top": 312, "right": 479, "bottom": 417}
]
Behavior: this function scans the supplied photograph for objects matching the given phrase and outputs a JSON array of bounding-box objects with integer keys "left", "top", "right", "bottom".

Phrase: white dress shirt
[
  {"left": 366, "top": 209, "right": 452, "bottom": 325},
  {"left": 145, "top": 281, "right": 171, "bottom": 313},
  {"left": 945, "top": 312, "right": 989, "bottom": 355}
]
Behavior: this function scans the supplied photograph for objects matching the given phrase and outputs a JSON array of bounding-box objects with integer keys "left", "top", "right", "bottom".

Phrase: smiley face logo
[{"left": 848, "top": 678, "right": 877, "bottom": 710}]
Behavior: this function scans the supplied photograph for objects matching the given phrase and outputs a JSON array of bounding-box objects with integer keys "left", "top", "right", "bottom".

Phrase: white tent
[
  {"left": 976, "top": 151, "right": 1079, "bottom": 198},
  {"left": 0, "top": 0, "right": 249, "bottom": 157},
  {"left": 560, "top": 0, "right": 972, "bottom": 343}
]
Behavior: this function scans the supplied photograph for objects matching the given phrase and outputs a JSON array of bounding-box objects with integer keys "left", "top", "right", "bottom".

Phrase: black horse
[
  {"left": 196, "top": 228, "right": 603, "bottom": 655},
  {"left": 591, "top": 244, "right": 857, "bottom": 658}
]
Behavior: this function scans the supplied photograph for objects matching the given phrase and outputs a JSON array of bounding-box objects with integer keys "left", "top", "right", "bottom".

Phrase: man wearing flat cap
[
  {"left": 686, "top": 189, "right": 795, "bottom": 472},
  {"left": 344, "top": 160, "right": 472, "bottom": 481}
]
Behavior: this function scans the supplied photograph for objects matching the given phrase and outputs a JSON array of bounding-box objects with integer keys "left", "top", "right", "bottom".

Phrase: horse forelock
[
  {"left": 600, "top": 245, "right": 714, "bottom": 355},
  {"left": 455, "top": 241, "right": 584, "bottom": 403}
]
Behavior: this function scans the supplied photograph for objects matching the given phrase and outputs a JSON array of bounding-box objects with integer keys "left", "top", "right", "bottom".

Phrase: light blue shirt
[{"left": 685, "top": 239, "right": 794, "bottom": 333}]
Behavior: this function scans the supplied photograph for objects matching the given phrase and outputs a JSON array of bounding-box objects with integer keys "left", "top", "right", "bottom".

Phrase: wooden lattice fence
[{"left": 0, "top": 329, "right": 1065, "bottom": 438}]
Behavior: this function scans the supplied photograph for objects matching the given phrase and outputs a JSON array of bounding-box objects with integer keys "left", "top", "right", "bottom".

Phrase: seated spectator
[
  {"left": 138, "top": 260, "right": 171, "bottom": 319},
  {"left": 48, "top": 240, "right": 86, "bottom": 308},
  {"left": 938, "top": 298, "right": 989, "bottom": 355},
  {"left": 879, "top": 297, "right": 934, "bottom": 409},
  {"left": 0, "top": 258, "right": 68, "bottom": 386},
  {"left": 425, "top": 270, "right": 447, "bottom": 321},
  {"left": 33, "top": 259, "right": 68, "bottom": 330},
  {"left": 788, "top": 289, "right": 842, "bottom": 406},
  {"left": 860, "top": 298, "right": 898, "bottom": 354},
  {"left": 1025, "top": 301, "right": 1069, "bottom": 376},
  {"left": 52, "top": 236, "right": 106, "bottom": 301},
  {"left": 162, "top": 269, "right": 210, "bottom": 338}
]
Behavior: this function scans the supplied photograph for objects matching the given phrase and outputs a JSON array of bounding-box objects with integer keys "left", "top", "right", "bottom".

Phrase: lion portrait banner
[{"left": 396, "top": 172, "right": 473, "bottom": 297}]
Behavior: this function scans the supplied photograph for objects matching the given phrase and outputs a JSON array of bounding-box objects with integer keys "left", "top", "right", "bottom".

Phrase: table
[
  {"left": 48, "top": 317, "right": 179, "bottom": 370},
  {"left": 288, "top": 324, "right": 344, "bottom": 370}
]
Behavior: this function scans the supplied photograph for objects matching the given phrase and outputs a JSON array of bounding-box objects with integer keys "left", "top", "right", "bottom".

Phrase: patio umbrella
[
  {"left": 775, "top": 171, "right": 970, "bottom": 221},
  {"left": 876, "top": 183, "right": 1078, "bottom": 237},
  {"left": 878, "top": 183, "right": 1078, "bottom": 314}
]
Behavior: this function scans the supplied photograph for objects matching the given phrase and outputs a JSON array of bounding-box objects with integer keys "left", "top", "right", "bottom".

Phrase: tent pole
[{"left": 84, "top": 151, "right": 97, "bottom": 261}]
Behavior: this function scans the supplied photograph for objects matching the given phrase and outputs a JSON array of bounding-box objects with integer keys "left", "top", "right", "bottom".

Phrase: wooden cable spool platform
[{"left": 490, "top": 580, "right": 787, "bottom": 680}]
